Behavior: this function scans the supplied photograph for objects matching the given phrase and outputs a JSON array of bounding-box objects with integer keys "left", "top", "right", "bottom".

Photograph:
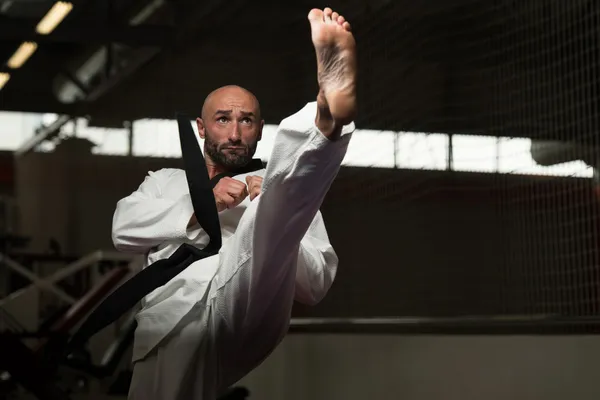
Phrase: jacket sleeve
[{"left": 111, "top": 169, "right": 196, "bottom": 254}]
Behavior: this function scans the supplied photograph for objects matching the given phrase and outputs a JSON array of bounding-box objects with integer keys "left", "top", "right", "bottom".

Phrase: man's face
[{"left": 197, "top": 87, "right": 263, "bottom": 170}]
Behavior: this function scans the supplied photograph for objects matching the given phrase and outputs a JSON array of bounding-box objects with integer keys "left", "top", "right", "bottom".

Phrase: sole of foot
[{"left": 308, "top": 7, "right": 357, "bottom": 126}]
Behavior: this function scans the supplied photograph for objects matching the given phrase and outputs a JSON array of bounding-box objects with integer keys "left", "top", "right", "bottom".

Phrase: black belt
[{"left": 66, "top": 114, "right": 263, "bottom": 353}]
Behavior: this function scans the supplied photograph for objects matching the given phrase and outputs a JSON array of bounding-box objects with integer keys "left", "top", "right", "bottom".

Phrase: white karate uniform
[{"left": 112, "top": 102, "right": 354, "bottom": 399}]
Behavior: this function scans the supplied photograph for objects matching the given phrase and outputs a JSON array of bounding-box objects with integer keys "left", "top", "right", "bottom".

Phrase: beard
[{"left": 204, "top": 135, "right": 257, "bottom": 170}]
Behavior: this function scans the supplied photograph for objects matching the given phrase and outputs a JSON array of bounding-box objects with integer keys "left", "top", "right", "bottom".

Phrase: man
[{"left": 114, "top": 7, "right": 357, "bottom": 399}]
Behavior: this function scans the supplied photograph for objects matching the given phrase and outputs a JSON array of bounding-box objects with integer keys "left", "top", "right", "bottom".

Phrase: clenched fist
[
  {"left": 245, "top": 175, "right": 263, "bottom": 201},
  {"left": 213, "top": 177, "right": 249, "bottom": 212}
]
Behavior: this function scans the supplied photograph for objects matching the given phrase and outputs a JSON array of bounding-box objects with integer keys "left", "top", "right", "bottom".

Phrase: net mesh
[
  {"left": 292, "top": 0, "right": 600, "bottom": 323},
  {"left": 6, "top": 0, "right": 599, "bottom": 331}
]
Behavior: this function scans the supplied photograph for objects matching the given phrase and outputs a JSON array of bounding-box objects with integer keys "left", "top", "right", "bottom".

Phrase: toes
[
  {"left": 308, "top": 8, "right": 322, "bottom": 22},
  {"left": 309, "top": 7, "right": 349, "bottom": 29}
]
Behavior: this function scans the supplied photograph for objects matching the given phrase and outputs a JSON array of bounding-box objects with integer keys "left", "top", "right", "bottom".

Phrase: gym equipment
[{"left": 0, "top": 262, "right": 131, "bottom": 399}]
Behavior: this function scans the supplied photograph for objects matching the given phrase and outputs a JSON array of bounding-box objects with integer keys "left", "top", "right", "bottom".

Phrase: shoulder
[
  {"left": 146, "top": 168, "right": 185, "bottom": 181},
  {"left": 144, "top": 168, "right": 188, "bottom": 197}
]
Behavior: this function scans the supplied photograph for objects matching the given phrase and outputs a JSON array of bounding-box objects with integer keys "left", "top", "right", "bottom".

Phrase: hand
[
  {"left": 245, "top": 175, "right": 263, "bottom": 201},
  {"left": 213, "top": 177, "right": 249, "bottom": 212}
]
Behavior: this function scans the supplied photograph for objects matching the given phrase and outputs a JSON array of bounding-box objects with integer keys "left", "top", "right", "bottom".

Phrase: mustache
[{"left": 219, "top": 143, "right": 249, "bottom": 151}]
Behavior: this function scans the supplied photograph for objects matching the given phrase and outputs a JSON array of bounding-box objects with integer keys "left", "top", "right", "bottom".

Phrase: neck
[{"left": 204, "top": 156, "right": 227, "bottom": 180}]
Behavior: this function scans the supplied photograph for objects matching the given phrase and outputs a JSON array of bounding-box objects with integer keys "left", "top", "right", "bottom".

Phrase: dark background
[{"left": 1, "top": 0, "right": 599, "bottom": 324}]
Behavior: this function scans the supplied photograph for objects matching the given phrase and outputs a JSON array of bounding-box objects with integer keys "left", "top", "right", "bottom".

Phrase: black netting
[{"left": 291, "top": 0, "right": 600, "bottom": 328}]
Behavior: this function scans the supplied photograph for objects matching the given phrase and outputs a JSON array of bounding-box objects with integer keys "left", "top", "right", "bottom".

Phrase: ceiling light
[
  {"left": 7, "top": 42, "right": 38, "bottom": 69},
  {"left": 0, "top": 73, "right": 10, "bottom": 90},
  {"left": 36, "top": 2, "right": 73, "bottom": 35}
]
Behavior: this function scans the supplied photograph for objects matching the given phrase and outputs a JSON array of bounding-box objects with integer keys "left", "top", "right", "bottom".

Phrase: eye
[
  {"left": 241, "top": 117, "right": 252, "bottom": 124},
  {"left": 217, "top": 116, "right": 228, "bottom": 123}
]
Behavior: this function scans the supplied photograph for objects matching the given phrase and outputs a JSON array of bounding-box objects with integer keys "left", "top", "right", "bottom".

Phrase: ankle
[{"left": 315, "top": 94, "right": 341, "bottom": 140}]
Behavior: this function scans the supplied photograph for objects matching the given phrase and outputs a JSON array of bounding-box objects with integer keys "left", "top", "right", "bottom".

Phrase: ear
[
  {"left": 258, "top": 119, "right": 264, "bottom": 141},
  {"left": 196, "top": 117, "right": 206, "bottom": 139}
]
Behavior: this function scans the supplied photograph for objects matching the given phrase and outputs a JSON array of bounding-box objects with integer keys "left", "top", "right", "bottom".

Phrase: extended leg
[{"left": 206, "top": 5, "right": 358, "bottom": 378}]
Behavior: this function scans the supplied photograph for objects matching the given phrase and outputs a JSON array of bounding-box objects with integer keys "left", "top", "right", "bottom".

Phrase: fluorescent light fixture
[
  {"left": 36, "top": 1, "right": 73, "bottom": 35},
  {"left": 0, "top": 73, "right": 10, "bottom": 90},
  {"left": 7, "top": 42, "right": 38, "bottom": 69}
]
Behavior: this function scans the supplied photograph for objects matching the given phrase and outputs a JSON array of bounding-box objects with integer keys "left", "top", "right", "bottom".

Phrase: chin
[{"left": 224, "top": 158, "right": 250, "bottom": 169}]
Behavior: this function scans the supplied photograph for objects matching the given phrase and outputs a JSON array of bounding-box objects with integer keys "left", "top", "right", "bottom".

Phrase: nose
[{"left": 229, "top": 122, "right": 241, "bottom": 142}]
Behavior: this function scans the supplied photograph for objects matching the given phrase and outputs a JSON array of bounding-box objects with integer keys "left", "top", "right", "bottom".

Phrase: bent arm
[{"left": 112, "top": 170, "right": 195, "bottom": 254}]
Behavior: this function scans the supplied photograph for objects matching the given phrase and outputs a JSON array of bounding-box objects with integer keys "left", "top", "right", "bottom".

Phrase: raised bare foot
[{"left": 308, "top": 7, "right": 357, "bottom": 127}]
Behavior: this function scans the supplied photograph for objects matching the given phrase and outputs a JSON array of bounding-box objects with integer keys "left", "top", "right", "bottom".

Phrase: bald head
[
  {"left": 201, "top": 85, "right": 261, "bottom": 121},
  {"left": 196, "top": 85, "right": 264, "bottom": 171}
]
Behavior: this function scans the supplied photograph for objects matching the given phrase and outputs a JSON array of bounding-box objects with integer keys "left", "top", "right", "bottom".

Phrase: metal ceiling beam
[
  {"left": 77, "top": 0, "right": 247, "bottom": 105},
  {"left": 14, "top": 115, "right": 71, "bottom": 157},
  {"left": 0, "top": 17, "right": 173, "bottom": 46}
]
